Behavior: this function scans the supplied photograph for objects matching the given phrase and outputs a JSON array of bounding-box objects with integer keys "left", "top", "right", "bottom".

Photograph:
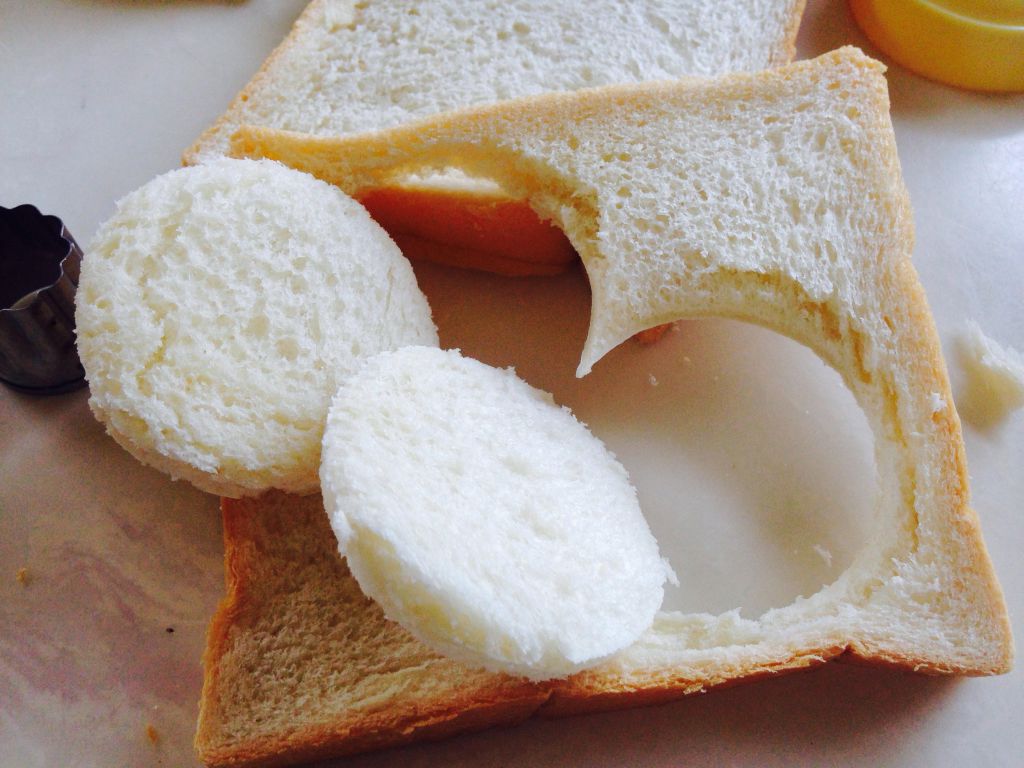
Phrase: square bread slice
[
  {"left": 203, "top": 48, "right": 1013, "bottom": 766},
  {"left": 185, "top": 0, "right": 806, "bottom": 276}
]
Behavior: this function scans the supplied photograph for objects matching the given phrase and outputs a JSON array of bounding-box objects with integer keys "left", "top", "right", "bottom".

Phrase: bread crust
[{"left": 194, "top": 498, "right": 848, "bottom": 768}]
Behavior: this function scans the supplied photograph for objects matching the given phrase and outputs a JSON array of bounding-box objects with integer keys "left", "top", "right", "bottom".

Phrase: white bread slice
[
  {"left": 200, "top": 47, "right": 1012, "bottom": 764},
  {"left": 320, "top": 346, "right": 673, "bottom": 680},
  {"left": 185, "top": 0, "right": 806, "bottom": 275},
  {"left": 76, "top": 158, "right": 437, "bottom": 498}
]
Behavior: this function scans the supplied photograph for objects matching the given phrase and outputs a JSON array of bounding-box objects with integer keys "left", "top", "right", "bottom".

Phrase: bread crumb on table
[
  {"left": 146, "top": 723, "right": 159, "bottom": 745},
  {"left": 16, "top": 567, "right": 30, "bottom": 586},
  {"left": 956, "top": 320, "right": 1024, "bottom": 427}
]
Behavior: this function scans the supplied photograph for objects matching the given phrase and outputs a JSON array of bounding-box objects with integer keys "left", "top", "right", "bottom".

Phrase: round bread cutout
[
  {"left": 76, "top": 158, "right": 437, "bottom": 497},
  {"left": 320, "top": 346, "right": 672, "bottom": 680}
]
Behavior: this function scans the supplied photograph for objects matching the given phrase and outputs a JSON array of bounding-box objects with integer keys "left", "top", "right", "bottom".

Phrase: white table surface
[{"left": 1, "top": 1, "right": 1021, "bottom": 766}]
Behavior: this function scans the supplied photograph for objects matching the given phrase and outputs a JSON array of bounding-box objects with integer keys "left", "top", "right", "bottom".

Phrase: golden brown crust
[
  {"left": 193, "top": 500, "right": 258, "bottom": 758},
  {"left": 857, "top": 258, "right": 1013, "bottom": 676},
  {"left": 908, "top": 263, "right": 1010, "bottom": 669},
  {"left": 201, "top": 687, "right": 550, "bottom": 768},
  {"left": 543, "top": 646, "right": 842, "bottom": 717}
]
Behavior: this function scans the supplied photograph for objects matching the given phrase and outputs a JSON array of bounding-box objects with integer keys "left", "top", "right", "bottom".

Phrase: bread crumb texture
[
  {"left": 76, "top": 158, "right": 438, "bottom": 498},
  {"left": 320, "top": 347, "right": 671, "bottom": 680}
]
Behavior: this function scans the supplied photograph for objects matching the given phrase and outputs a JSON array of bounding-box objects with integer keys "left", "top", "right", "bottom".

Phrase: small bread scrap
[
  {"left": 76, "top": 158, "right": 437, "bottom": 497},
  {"left": 956, "top": 320, "right": 1024, "bottom": 426},
  {"left": 203, "top": 47, "right": 1011, "bottom": 765},
  {"left": 320, "top": 346, "right": 673, "bottom": 680}
]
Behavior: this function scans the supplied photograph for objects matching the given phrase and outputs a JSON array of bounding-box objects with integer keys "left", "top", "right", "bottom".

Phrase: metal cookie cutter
[{"left": 0, "top": 205, "right": 87, "bottom": 394}]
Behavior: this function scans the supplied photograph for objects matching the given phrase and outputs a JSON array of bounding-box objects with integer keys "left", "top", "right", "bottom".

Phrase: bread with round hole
[
  {"left": 198, "top": 47, "right": 1013, "bottom": 765},
  {"left": 185, "top": 0, "right": 807, "bottom": 276},
  {"left": 76, "top": 157, "right": 438, "bottom": 498}
]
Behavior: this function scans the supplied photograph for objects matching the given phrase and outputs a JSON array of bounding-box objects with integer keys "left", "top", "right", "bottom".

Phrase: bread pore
[
  {"left": 76, "top": 157, "right": 437, "bottom": 497},
  {"left": 319, "top": 346, "right": 673, "bottom": 680}
]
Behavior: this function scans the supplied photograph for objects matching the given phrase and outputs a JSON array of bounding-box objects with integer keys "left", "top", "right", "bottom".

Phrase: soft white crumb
[
  {"left": 648, "top": 374, "right": 659, "bottom": 386},
  {"left": 928, "top": 392, "right": 946, "bottom": 414}
]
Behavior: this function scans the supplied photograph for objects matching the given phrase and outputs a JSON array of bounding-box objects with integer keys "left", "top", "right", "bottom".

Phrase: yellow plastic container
[{"left": 849, "top": 0, "right": 1024, "bottom": 92}]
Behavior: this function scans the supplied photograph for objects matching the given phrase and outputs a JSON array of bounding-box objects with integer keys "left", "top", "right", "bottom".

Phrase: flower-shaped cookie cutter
[{"left": 0, "top": 205, "right": 87, "bottom": 394}]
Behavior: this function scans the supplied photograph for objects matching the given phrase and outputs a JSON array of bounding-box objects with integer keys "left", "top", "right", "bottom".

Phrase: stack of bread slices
[{"left": 72, "top": 2, "right": 1012, "bottom": 767}]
